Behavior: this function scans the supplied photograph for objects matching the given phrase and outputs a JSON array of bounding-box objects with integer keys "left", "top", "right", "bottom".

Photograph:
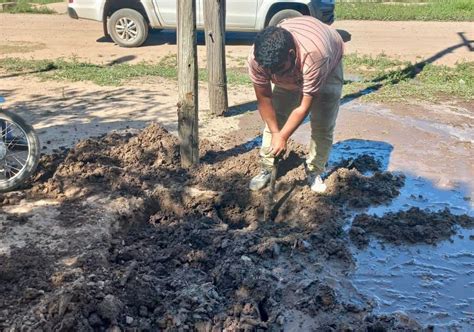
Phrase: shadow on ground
[{"left": 97, "top": 30, "right": 258, "bottom": 47}]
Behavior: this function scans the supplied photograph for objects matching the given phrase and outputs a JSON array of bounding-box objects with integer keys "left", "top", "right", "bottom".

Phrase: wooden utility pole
[
  {"left": 177, "top": 0, "right": 199, "bottom": 167},
  {"left": 204, "top": 0, "right": 228, "bottom": 117}
]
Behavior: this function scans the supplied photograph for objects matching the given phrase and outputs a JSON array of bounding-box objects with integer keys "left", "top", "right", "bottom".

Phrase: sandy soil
[{"left": 0, "top": 11, "right": 473, "bottom": 66}]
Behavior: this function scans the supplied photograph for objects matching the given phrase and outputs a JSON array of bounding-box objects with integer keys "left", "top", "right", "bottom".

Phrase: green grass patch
[
  {"left": 0, "top": 54, "right": 472, "bottom": 103},
  {"left": 1, "top": 0, "right": 56, "bottom": 14},
  {"left": 336, "top": 0, "right": 474, "bottom": 21},
  {"left": 0, "top": 56, "right": 253, "bottom": 87},
  {"left": 342, "top": 53, "right": 473, "bottom": 102}
]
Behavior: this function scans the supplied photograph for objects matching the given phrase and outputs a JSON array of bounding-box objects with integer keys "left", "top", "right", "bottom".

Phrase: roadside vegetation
[
  {"left": 0, "top": 55, "right": 250, "bottom": 86},
  {"left": 0, "top": 55, "right": 472, "bottom": 103},
  {"left": 0, "top": 0, "right": 60, "bottom": 14},
  {"left": 336, "top": 0, "right": 474, "bottom": 21},
  {"left": 343, "top": 54, "right": 473, "bottom": 102}
]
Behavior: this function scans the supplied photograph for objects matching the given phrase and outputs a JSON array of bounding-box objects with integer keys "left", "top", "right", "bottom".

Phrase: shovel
[{"left": 263, "top": 156, "right": 280, "bottom": 222}]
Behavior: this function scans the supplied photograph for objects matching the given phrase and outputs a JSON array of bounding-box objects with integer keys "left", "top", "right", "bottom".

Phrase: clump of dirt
[
  {"left": 0, "top": 246, "right": 54, "bottom": 325},
  {"left": 0, "top": 123, "right": 433, "bottom": 331},
  {"left": 332, "top": 154, "right": 382, "bottom": 173},
  {"left": 32, "top": 152, "right": 69, "bottom": 184},
  {"left": 25, "top": 125, "right": 185, "bottom": 200},
  {"left": 325, "top": 168, "right": 405, "bottom": 208},
  {"left": 350, "top": 207, "right": 474, "bottom": 247},
  {"left": 0, "top": 152, "right": 70, "bottom": 205}
]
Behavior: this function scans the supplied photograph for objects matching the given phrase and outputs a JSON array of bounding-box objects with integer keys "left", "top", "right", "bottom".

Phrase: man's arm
[
  {"left": 254, "top": 83, "right": 287, "bottom": 156},
  {"left": 254, "top": 83, "right": 278, "bottom": 133},
  {"left": 255, "top": 83, "right": 314, "bottom": 156},
  {"left": 280, "top": 95, "right": 313, "bottom": 142}
]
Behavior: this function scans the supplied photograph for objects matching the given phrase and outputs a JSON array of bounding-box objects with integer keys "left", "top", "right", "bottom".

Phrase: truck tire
[
  {"left": 268, "top": 9, "right": 303, "bottom": 27},
  {"left": 108, "top": 8, "right": 149, "bottom": 48}
]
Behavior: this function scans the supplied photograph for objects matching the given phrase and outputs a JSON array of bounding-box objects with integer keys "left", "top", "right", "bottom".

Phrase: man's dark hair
[{"left": 254, "top": 26, "right": 295, "bottom": 73}]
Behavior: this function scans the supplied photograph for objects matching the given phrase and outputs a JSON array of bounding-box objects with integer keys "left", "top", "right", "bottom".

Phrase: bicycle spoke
[
  {"left": 6, "top": 136, "right": 20, "bottom": 150},
  {"left": 6, "top": 153, "right": 27, "bottom": 167},
  {"left": 6, "top": 162, "right": 21, "bottom": 173},
  {"left": 4, "top": 121, "right": 12, "bottom": 131},
  {"left": 6, "top": 135, "right": 27, "bottom": 150},
  {"left": 0, "top": 159, "right": 7, "bottom": 179},
  {"left": 7, "top": 149, "right": 28, "bottom": 157},
  {"left": 0, "top": 113, "right": 37, "bottom": 186},
  {"left": 0, "top": 158, "right": 16, "bottom": 179},
  {"left": 1, "top": 121, "right": 13, "bottom": 139}
]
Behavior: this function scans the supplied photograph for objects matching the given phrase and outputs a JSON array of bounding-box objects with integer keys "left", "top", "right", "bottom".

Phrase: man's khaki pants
[{"left": 260, "top": 61, "right": 344, "bottom": 174}]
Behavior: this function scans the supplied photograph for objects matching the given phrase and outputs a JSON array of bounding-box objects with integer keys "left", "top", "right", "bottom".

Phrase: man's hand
[{"left": 269, "top": 131, "right": 287, "bottom": 157}]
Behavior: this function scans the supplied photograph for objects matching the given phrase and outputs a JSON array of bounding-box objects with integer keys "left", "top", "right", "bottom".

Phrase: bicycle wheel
[{"left": 0, "top": 109, "right": 40, "bottom": 192}]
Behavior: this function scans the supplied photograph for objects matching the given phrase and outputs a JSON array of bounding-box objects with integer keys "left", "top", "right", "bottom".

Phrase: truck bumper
[
  {"left": 309, "top": 0, "right": 335, "bottom": 25},
  {"left": 68, "top": 7, "right": 78, "bottom": 19}
]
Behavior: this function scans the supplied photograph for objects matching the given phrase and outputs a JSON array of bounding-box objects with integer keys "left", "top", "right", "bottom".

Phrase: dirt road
[{"left": 0, "top": 12, "right": 473, "bottom": 66}]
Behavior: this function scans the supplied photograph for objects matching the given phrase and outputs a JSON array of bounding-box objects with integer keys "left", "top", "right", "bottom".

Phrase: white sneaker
[
  {"left": 249, "top": 169, "right": 271, "bottom": 191},
  {"left": 308, "top": 173, "right": 327, "bottom": 193}
]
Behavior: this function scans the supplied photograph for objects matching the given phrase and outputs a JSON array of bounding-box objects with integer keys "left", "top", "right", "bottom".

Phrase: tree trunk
[
  {"left": 177, "top": 0, "right": 199, "bottom": 167},
  {"left": 204, "top": 0, "right": 228, "bottom": 117}
]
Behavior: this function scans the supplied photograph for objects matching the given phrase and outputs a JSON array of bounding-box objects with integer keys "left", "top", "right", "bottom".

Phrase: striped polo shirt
[{"left": 248, "top": 16, "right": 344, "bottom": 96}]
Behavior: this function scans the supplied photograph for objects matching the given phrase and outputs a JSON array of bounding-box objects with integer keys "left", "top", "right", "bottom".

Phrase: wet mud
[
  {"left": 1, "top": 123, "right": 468, "bottom": 331},
  {"left": 350, "top": 207, "right": 474, "bottom": 248}
]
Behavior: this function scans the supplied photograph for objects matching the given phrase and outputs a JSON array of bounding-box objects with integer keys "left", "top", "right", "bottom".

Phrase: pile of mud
[
  {"left": 331, "top": 155, "right": 382, "bottom": 174},
  {"left": 350, "top": 207, "right": 474, "bottom": 247},
  {"left": 0, "top": 123, "right": 446, "bottom": 331}
]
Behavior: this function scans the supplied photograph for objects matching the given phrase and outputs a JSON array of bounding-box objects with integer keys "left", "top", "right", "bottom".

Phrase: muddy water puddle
[
  {"left": 349, "top": 174, "right": 473, "bottom": 330},
  {"left": 352, "top": 227, "right": 474, "bottom": 330},
  {"left": 328, "top": 139, "right": 474, "bottom": 330}
]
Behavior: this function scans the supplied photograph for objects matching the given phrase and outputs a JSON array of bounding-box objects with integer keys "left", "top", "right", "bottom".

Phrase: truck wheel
[
  {"left": 108, "top": 8, "right": 149, "bottom": 48},
  {"left": 268, "top": 9, "right": 303, "bottom": 27}
]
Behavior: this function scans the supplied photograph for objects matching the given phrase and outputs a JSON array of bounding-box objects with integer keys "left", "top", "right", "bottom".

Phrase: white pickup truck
[{"left": 68, "top": 0, "right": 335, "bottom": 48}]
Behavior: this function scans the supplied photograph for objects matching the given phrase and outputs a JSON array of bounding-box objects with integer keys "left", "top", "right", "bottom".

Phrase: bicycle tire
[{"left": 0, "top": 109, "right": 40, "bottom": 192}]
